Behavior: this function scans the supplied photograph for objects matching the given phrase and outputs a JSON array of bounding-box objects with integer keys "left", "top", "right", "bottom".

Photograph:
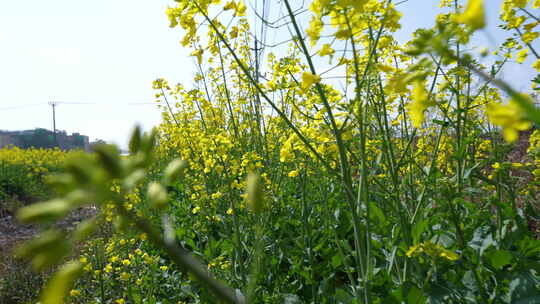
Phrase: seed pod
[
  {"left": 17, "top": 199, "right": 72, "bottom": 224},
  {"left": 148, "top": 182, "right": 168, "bottom": 209},
  {"left": 123, "top": 169, "right": 146, "bottom": 190},
  {"left": 141, "top": 128, "right": 158, "bottom": 155},
  {"left": 114, "top": 215, "right": 129, "bottom": 232},
  {"left": 15, "top": 229, "right": 71, "bottom": 271},
  {"left": 73, "top": 217, "right": 98, "bottom": 242},
  {"left": 94, "top": 144, "right": 123, "bottom": 178},
  {"left": 41, "top": 261, "right": 83, "bottom": 304},
  {"left": 129, "top": 125, "right": 142, "bottom": 154},
  {"left": 246, "top": 172, "right": 264, "bottom": 214},
  {"left": 162, "top": 159, "right": 188, "bottom": 185}
]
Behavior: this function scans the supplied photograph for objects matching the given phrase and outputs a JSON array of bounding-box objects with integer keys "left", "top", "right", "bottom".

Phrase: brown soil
[{"left": 0, "top": 206, "right": 98, "bottom": 258}]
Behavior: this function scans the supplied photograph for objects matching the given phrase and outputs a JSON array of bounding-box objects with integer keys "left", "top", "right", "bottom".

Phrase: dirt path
[{"left": 0, "top": 206, "right": 99, "bottom": 256}]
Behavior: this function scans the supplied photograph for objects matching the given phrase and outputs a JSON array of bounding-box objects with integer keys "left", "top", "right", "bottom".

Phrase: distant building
[{"left": 0, "top": 128, "right": 89, "bottom": 151}]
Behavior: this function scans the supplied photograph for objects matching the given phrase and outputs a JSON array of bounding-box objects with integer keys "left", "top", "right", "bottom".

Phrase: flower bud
[
  {"left": 162, "top": 159, "right": 188, "bottom": 185},
  {"left": 148, "top": 182, "right": 168, "bottom": 208},
  {"left": 246, "top": 172, "right": 264, "bottom": 214}
]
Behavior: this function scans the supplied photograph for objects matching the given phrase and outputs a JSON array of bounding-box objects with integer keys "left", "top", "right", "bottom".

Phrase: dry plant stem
[{"left": 115, "top": 204, "right": 245, "bottom": 304}]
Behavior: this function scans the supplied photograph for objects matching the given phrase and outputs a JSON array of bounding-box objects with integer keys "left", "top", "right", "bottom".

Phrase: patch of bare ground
[
  {"left": 0, "top": 205, "right": 98, "bottom": 303},
  {"left": 0, "top": 206, "right": 99, "bottom": 256}
]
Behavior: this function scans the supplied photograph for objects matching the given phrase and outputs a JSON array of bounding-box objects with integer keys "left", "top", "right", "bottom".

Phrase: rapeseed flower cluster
[
  {"left": 406, "top": 241, "right": 459, "bottom": 261},
  {"left": 21, "top": 1, "right": 540, "bottom": 302},
  {"left": 0, "top": 146, "right": 80, "bottom": 177}
]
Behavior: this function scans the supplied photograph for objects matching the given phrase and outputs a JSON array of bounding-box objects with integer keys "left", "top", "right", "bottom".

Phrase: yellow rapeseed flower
[
  {"left": 439, "top": 250, "right": 459, "bottom": 261},
  {"left": 301, "top": 72, "right": 321, "bottom": 91},
  {"left": 288, "top": 170, "right": 300, "bottom": 177},
  {"left": 211, "top": 192, "right": 223, "bottom": 199},
  {"left": 120, "top": 272, "right": 130, "bottom": 280},
  {"left": 454, "top": 0, "right": 485, "bottom": 30},
  {"left": 406, "top": 80, "right": 433, "bottom": 128},
  {"left": 223, "top": 0, "right": 246, "bottom": 17},
  {"left": 406, "top": 241, "right": 459, "bottom": 261},
  {"left": 486, "top": 100, "right": 531, "bottom": 142},
  {"left": 516, "top": 48, "right": 528, "bottom": 63},
  {"left": 318, "top": 44, "right": 335, "bottom": 57},
  {"left": 83, "top": 263, "right": 93, "bottom": 272},
  {"left": 104, "top": 264, "right": 113, "bottom": 273},
  {"left": 533, "top": 59, "right": 540, "bottom": 72},
  {"left": 191, "top": 49, "right": 204, "bottom": 65},
  {"left": 306, "top": 17, "right": 324, "bottom": 46}
]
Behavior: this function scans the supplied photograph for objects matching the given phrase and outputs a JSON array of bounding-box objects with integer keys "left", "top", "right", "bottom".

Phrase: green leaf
[
  {"left": 73, "top": 217, "right": 98, "bottom": 242},
  {"left": 331, "top": 254, "right": 342, "bottom": 268},
  {"left": 17, "top": 199, "right": 72, "bottom": 224},
  {"left": 369, "top": 201, "right": 387, "bottom": 227},
  {"left": 387, "top": 281, "right": 426, "bottom": 304},
  {"left": 469, "top": 226, "right": 495, "bottom": 255},
  {"left": 517, "top": 237, "right": 540, "bottom": 258},
  {"left": 488, "top": 250, "right": 513, "bottom": 270},
  {"left": 407, "top": 285, "right": 426, "bottom": 304},
  {"left": 412, "top": 219, "right": 428, "bottom": 243},
  {"left": 41, "top": 261, "right": 83, "bottom": 304},
  {"left": 508, "top": 271, "right": 540, "bottom": 304},
  {"left": 15, "top": 230, "right": 71, "bottom": 271},
  {"left": 462, "top": 270, "right": 478, "bottom": 292},
  {"left": 334, "top": 288, "right": 354, "bottom": 303},
  {"left": 463, "top": 162, "right": 481, "bottom": 179}
]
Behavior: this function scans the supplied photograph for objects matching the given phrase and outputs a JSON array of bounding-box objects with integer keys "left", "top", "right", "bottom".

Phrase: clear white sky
[{"left": 0, "top": 0, "right": 536, "bottom": 148}]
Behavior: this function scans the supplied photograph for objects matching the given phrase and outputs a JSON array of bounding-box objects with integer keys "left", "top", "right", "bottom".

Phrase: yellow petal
[
  {"left": 454, "top": 0, "right": 485, "bottom": 30},
  {"left": 301, "top": 72, "right": 321, "bottom": 90}
]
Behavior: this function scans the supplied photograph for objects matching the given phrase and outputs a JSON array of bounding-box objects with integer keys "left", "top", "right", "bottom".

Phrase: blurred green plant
[{"left": 16, "top": 127, "right": 247, "bottom": 304}]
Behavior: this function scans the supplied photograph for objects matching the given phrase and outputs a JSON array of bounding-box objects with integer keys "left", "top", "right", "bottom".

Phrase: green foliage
[
  {"left": 10, "top": 0, "right": 540, "bottom": 303},
  {"left": 0, "top": 161, "right": 50, "bottom": 210}
]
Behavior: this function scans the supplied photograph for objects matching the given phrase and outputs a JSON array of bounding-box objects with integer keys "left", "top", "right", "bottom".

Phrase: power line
[
  {"left": 0, "top": 101, "right": 165, "bottom": 111},
  {"left": 0, "top": 103, "right": 46, "bottom": 111}
]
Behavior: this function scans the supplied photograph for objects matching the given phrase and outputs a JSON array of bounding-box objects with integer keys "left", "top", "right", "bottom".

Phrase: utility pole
[{"left": 49, "top": 101, "right": 58, "bottom": 147}]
